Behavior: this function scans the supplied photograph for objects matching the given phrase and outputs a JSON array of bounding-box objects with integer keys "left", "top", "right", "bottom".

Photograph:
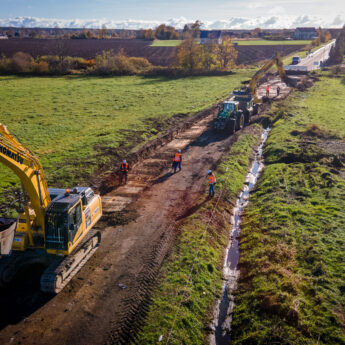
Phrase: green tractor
[
  {"left": 213, "top": 100, "right": 245, "bottom": 134},
  {"left": 230, "top": 89, "right": 258, "bottom": 123}
]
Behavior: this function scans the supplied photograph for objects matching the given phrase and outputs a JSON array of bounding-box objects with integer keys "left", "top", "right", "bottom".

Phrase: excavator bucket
[{"left": 0, "top": 218, "right": 16, "bottom": 255}]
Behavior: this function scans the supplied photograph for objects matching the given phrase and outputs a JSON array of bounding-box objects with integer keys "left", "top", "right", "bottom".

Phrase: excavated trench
[{"left": 209, "top": 128, "right": 270, "bottom": 345}]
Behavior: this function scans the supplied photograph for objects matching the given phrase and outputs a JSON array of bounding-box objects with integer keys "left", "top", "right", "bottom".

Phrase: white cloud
[{"left": 0, "top": 15, "right": 343, "bottom": 30}]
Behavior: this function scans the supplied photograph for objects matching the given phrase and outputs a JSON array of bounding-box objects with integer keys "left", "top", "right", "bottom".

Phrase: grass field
[
  {"left": 150, "top": 40, "right": 182, "bottom": 47},
  {"left": 234, "top": 40, "right": 312, "bottom": 46},
  {"left": 150, "top": 39, "right": 311, "bottom": 47},
  {"left": 231, "top": 71, "right": 345, "bottom": 344},
  {"left": 0, "top": 71, "right": 252, "bottom": 211}
]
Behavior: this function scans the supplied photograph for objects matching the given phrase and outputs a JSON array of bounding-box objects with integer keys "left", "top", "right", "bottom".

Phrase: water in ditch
[{"left": 211, "top": 127, "right": 271, "bottom": 345}]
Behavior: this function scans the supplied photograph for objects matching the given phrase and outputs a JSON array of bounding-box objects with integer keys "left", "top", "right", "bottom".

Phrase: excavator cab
[
  {"left": 45, "top": 187, "right": 101, "bottom": 256},
  {"left": 45, "top": 196, "right": 83, "bottom": 252}
]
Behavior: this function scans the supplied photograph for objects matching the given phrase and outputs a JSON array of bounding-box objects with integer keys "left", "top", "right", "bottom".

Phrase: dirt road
[{"left": 0, "top": 107, "right": 252, "bottom": 345}]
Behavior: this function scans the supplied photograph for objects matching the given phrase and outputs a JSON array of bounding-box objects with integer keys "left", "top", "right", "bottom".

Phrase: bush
[
  {"left": 11, "top": 52, "right": 34, "bottom": 73},
  {"left": 91, "top": 49, "right": 151, "bottom": 75},
  {"left": 0, "top": 54, "right": 11, "bottom": 73},
  {"left": 32, "top": 61, "right": 50, "bottom": 74},
  {"left": 128, "top": 57, "right": 152, "bottom": 71}
]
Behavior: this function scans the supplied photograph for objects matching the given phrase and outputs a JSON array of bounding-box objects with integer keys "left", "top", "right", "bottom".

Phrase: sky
[{"left": 0, "top": 0, "right": 344, "bottom": 29}]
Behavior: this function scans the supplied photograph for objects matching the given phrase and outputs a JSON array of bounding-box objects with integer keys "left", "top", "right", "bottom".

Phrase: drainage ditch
[{"left": 210, "top": 127, "right": 271, "bottom": 345}]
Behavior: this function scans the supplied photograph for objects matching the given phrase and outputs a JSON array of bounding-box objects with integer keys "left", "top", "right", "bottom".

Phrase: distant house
[
  {"left": 294, "top": 27, "right": 318, "bottom": 40},
  {"left": 0, "top": 34, "right": 8, "bottom": 40},
  {"left": 200, "top": 30, "right": 222, "bottom": 44}
]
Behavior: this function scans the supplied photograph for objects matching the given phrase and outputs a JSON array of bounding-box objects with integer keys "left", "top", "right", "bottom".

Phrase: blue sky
[
  {"left": 0, "top": 0, "right": 344, "bottom": 28},
  {"left": 1, "top": 0, "right": 344, "bottom": 21}
]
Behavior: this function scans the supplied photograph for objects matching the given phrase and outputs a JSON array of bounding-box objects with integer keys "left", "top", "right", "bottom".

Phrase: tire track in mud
[{"left": 107, "top": 228, "right": 175, "bottom": 345}]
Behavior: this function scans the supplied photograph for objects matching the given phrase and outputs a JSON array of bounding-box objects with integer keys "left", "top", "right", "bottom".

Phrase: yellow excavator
[
  {"left": 229, "top": 52, "right": 288, "bottom": 118},
  {"left": 0, "top": 123, "right": 102, "bottom": 293},
  {"left": 248, "top": 52, "right": 287, "bottom": 103}
]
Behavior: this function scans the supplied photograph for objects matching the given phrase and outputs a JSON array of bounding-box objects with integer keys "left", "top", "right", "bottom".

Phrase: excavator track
[{"left": 40, "top": 229, "right": 101, "bottom": 294}]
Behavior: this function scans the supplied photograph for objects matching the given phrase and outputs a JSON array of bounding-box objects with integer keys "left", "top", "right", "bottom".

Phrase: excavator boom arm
[
  {"left": 249, "top": 52, "right": 286, "bottom": 98},
  {"left": 0, "top": 124, "right": 51, "bottom": 230}
]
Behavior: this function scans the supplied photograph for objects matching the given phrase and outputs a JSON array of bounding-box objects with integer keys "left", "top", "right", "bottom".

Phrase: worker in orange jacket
[
  {"left": 119, "top": 160, "right": 129, "bottom": 184},
  {"left": 172, "top": 149, "right": 182, "bottom": 173},
  {"left": 208, "top": 170, "right": 216, "bottom": 197}
]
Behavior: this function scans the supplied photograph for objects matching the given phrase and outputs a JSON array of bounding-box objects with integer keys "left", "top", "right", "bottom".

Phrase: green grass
[
  {"left": 234, "top": 40, "right": 312, "bottom": 46},
  {"left": 150, "top": 40, "right": 183, "bottom": 47},
  {"left": 150, "top": 39, "right": 311, "bottom": 47},
  {"left": 0, "top": 72, "right": 251, "bottom": 212},
  {"left": 231, "top": 71, "right": 345, "bottom": 344},
  {"left": 135, "top": 128, "right": 262, "bottom": 344}
]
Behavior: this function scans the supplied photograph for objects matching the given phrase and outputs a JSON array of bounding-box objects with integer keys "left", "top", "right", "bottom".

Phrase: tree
[
  {"left": 98, "top": 25, "right": 108, "bottom": 39},
  {"left": 175, "top": 38, "right": 204, "bottom": 73},
  {"left": 86, "top": 30, "right": 95, "bottom": 39},
  {"left": 329, "top": 27, "right": 345, "bottom": 64},
  {"left": 202, "top": 42, "right": 219, "bottom": 71},
  {"left": 144, "top": 29, "right": 155, "bottom": 40},
  {"left": 154, "top": 24, "right": 178, "bottom": 40},
  {"left": 253, "top": 28, "right": 262, "bottom": 38},
  {"left": 317, "top": 27, "right": 332, "bottom": 43},
  {"left": 182, "top": 20, "right": 203, "bottom": 39},
  {"left": 217, "top": 37, "right": 238, "bottom": 70}
]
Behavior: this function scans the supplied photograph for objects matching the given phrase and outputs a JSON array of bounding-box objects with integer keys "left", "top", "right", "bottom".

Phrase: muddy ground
[{"left": 0, "top": 73, "right": 303, "bottom": 345}]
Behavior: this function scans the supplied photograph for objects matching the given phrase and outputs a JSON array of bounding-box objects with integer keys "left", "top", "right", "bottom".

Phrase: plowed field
[{"left": 0, "top": 39, "right": 305, "bottom": 66}]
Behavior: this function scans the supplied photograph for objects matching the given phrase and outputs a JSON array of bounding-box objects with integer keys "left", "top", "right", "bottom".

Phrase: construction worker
[
  {"left": 119, "top": 160, "right": 129, "bottom": 184},
  {"left": 208, "top": 170, "right": 216, "bottom": 197},
  {"left": 277, "top": 85, "right": 281, "bottom": 96},
  {"left": 172, "top": 149, "right": 182, "bottom": 173},
  {"left": 265, "top": 84, "right": 270, "bottom": 97}
]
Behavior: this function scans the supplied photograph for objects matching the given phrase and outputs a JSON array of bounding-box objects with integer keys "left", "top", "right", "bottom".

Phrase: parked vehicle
[{"left": 291, "top": 56, "right": 301, "bottom": 65}]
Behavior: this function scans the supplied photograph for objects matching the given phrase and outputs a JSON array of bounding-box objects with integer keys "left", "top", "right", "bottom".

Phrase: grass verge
[
  {"left": 134, "top": 126, "right": 263, "bottom": 344},
  {"left": 231, "top": 70, "right": 345, "bottom": 344}
]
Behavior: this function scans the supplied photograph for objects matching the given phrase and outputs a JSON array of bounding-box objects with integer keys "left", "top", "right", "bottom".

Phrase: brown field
[{"left": 0, "top": 38, "right": 304, "bottom": 66}]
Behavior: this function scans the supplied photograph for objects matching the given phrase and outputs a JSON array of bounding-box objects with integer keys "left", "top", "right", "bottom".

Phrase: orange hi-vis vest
[
  {"left": 121, "top": 163, "right": 129, "bottom": 172},
  {"left": 173, "top": 153, "right": 181, "bottom": 162},
  {"left": 208, "top": 174, "right": 216, "bottom": 184}
]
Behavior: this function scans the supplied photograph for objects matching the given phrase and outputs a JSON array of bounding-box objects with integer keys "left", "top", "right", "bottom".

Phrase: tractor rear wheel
[{"left": 236, "top": 113, "right": 245, "bottom": 131}]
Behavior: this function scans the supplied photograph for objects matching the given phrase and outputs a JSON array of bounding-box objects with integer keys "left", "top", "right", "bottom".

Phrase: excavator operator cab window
[{"left": 68, "top": 202, "right": 82, "bottom": 236}]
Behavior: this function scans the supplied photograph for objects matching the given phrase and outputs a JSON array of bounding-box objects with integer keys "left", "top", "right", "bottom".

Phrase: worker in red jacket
[
  {"left": 172, "top": 149, "right": 182, "bottom": 173},
  {"left": 119, "top": 160, "right": 129, "bottom": 184},
  {"left": 265, "top": 84, "right": 270, "bottom": 97}
]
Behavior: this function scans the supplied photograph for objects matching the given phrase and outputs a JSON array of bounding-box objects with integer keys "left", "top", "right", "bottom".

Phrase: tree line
[{"left": 0, "top": 36, "right": 238, "bottom": 76}]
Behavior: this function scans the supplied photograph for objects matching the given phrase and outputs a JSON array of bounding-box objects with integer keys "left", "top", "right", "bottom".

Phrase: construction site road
[
  {"left": 0, "top": 107, "right": 259, "bottom": 345},
  {"left": 299, "top": 40, "right": 335, "bottom": 70}
]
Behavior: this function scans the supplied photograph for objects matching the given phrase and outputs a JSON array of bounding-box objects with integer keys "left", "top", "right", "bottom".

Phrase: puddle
[{"left": 210, "top": 127, "right": 271, "bottom": 345}]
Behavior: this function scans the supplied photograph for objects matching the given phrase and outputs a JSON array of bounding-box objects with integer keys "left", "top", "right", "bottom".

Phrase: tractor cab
[{"left": 218, "top": 101, "right": 238, "bottom": 116}]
